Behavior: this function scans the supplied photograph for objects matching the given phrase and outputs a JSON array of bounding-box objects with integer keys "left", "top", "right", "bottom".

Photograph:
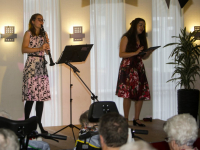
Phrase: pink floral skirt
[
  {"left": 116, "top": 56, "right": 150, "bottom": 101},
  {"left": 22, "top": 56, "right": 51, "bottom": 101}
]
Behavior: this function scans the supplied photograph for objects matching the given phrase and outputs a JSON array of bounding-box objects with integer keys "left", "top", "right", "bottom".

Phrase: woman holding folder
[{"left": 116, "top": 18, "right": 153, "bottom": 127}]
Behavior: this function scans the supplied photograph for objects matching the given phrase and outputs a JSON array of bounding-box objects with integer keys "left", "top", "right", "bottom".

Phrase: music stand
[{"left": 54, "top": 44, "right": 98, "bottom": 141}]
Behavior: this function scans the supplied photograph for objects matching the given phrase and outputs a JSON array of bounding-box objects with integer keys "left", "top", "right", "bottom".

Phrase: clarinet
[{"left": 41, "top": 25, "right": 55, "bottom": 66}]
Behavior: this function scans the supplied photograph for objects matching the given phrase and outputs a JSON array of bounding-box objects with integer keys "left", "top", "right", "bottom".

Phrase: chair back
[
  {"left": 88, "top": 101, "right": 119, "bottom": 122},
  {"left": 0, "top": 116, "right": 37, "bottom": 136},
  {"left": 0, "top": 116, "right": 38, "bottom": 150}
]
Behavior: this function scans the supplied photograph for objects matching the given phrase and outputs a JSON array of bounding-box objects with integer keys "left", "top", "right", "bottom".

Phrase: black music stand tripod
[{"left": 54, "top": 44, "right": 95, "bottom": 141}]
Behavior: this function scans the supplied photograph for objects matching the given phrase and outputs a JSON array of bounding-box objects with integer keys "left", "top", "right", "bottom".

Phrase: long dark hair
[
  {"left": 123, "top": 18, "right": 148, "bottom": 52},
  {"left": 28, "top": 13, "right": 43, "bottom": 36}
]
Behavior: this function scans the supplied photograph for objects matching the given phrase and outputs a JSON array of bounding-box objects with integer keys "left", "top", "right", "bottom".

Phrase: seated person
[
  {"left": 163, "top": 113, "right": 198, "bottom": 150},
  {"left": 0, "top": 128, "right": 19, "bottom": 150},
  {"left": 79, "top": 110, "right": 98, "bottom": 132},
  {"left": 120, "top": 140, "right": 156, "bottom": 150},
  {"left": 99, "top": 112, "right": 128, "bottom": 150},
  {"left": 74, "top": 110, "right": 100, "bottom": 150}
]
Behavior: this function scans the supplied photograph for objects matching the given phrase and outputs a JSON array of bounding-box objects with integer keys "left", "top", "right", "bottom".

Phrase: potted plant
[{"left": 164, "top": 27, "right": 200, "bottom": 120}]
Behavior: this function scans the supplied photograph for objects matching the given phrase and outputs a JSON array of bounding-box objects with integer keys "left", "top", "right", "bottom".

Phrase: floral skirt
[
  {"left": 22, "top": 56, "right": 51, "bottom": 101},
  {"left": 116, "top": 56, "right": 150, "bottom": 101}
]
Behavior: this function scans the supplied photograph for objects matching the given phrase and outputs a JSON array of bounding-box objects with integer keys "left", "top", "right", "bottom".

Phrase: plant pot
[{"left": 178, "top": 89, "right": 199, "bottom": 120}]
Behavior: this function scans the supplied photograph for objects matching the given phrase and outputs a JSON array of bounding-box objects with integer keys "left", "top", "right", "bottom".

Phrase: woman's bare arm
[{"left": 119, "top": 36, "right": 144, "bottom": 58}]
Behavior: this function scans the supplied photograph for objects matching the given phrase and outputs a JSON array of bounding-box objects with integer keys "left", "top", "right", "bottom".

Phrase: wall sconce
[
  {"left": 194, "top": 26, "right": 200, "bottom": 40},
  {"left": 1, "top": 26, "right": 17, "bottom": 42},
  {"left": 70, "top": 26, "right": 85, "bottom": 41}
]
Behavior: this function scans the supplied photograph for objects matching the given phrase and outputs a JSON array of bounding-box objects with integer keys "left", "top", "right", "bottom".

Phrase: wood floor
[{"left": 42, "top": 119, "right": 200, "bottom": 150}]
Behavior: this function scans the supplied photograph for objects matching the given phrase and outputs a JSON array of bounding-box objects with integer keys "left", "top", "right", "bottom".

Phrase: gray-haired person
[
  {"left": 0, "top": 128, "right": 19, "bottom": 150},
  {"left": 163, "top": 114, "right": 198, "bottom": 150}
]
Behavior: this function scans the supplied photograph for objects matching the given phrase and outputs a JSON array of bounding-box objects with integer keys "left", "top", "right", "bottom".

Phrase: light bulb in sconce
[{"left": 1, "top": 26, "right": 17, "bottom": 42}]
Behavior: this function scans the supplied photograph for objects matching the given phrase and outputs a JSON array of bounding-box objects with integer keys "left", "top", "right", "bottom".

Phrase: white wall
[{"left": 0, "top": 0, "right": 24, "bottom": 120}]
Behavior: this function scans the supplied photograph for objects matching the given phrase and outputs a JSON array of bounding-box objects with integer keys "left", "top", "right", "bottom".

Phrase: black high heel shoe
[
  {"left": 38, "top": 122, "right": 48, "bottom": 134},
  {"left": 133, "top": 119, "right": 146, "bottom": 127}
]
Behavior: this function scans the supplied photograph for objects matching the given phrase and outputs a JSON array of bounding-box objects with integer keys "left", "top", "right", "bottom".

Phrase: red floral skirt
[{"left": 116, "top": 56, "right": 150, "bottom": 101}]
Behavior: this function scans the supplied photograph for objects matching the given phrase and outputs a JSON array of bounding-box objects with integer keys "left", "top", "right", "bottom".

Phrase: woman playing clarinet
[{"left": 22, "top": 13, "right": 50, "bottom": 133}]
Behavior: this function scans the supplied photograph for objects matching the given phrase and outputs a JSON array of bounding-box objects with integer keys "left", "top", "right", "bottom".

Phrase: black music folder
[
  {"left": 138, "top": 46, "right": 161, "bottom": 55},
  {"left": 56, "top": 44, "right": 93, "bottom": 64}
]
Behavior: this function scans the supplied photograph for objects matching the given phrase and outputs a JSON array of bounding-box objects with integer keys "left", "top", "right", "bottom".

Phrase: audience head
[
  {"left": 99, "top": 112, "right": 128, "bottom": 149},
  {"left": 0, "top": 128, "right": 19, "bottom": 150},
  {"left": 120, "top": 140, "right": 156, "bottom": 150},
  {"left": 79, "top": 110, "right": 98, "bottom": 129},
  {"left": 163, "top": 114, "right": 198, "bottom": 150},
  {"left": 79, "top": 110, "right": 90, "bottom": 128}
]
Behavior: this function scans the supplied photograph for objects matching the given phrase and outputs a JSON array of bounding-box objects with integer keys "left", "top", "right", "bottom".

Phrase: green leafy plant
[{"left": 164, "top": 27, "right": 200, "bottom": 89}]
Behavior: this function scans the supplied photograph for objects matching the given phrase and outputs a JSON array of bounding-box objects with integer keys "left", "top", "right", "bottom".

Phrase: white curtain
[
  {"left": 152, "top": 0, "right": 183, "bottom": 120},
  {"left": 23, "top": 0, "right": 62, "bottom": 126},
  {"left": 90, "top": 0, "right": 126, "bottom": 115}
]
